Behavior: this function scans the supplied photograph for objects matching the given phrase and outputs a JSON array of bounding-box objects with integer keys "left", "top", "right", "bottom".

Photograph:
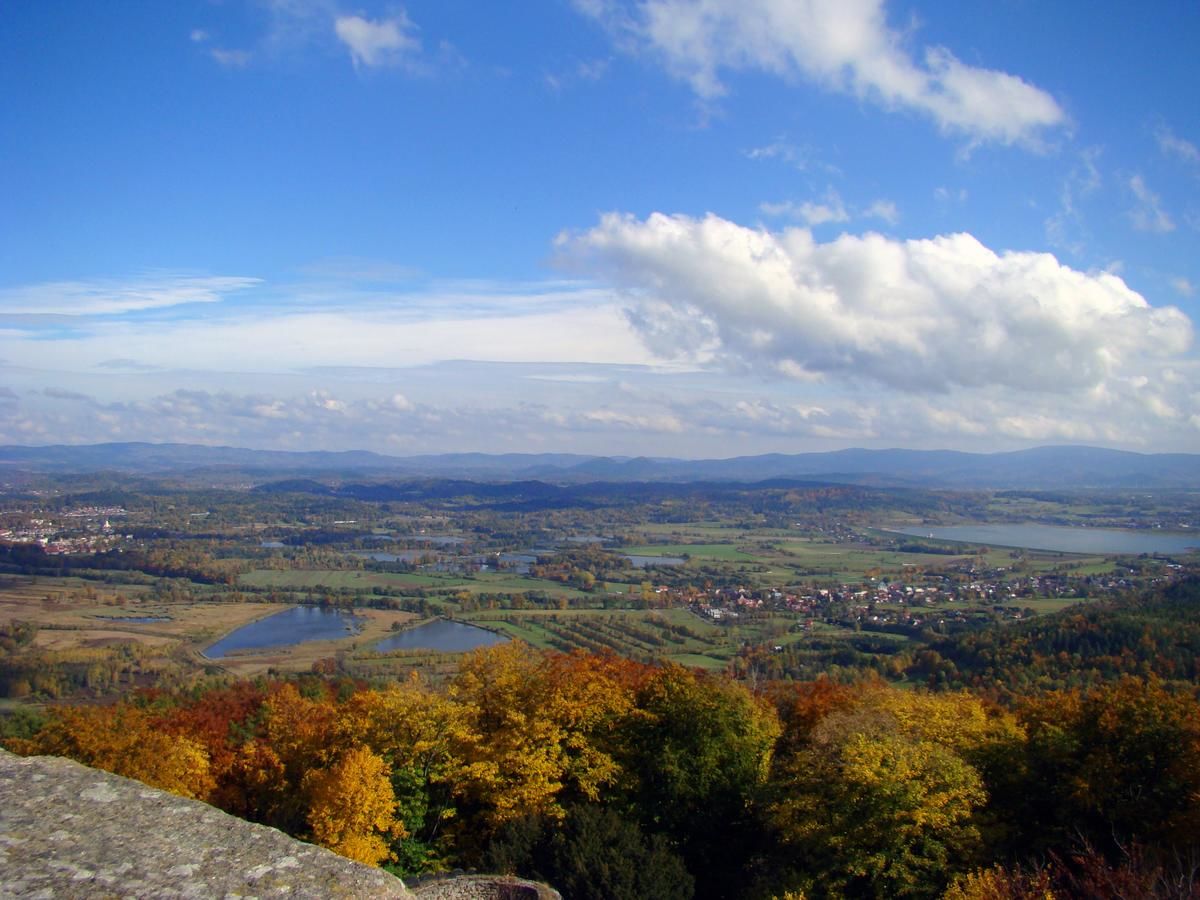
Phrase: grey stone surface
[
  {"left": 411, "top": 875, "right": 561, "bottom": 899},
  {"left": 0, "top": 748, "right": 413, "bottom": 899}
]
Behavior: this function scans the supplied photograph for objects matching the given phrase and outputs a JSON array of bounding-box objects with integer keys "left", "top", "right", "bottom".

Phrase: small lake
[
  {"left": 204, "top": 606, "right": 364, "bottom": 659},
  {"left": 883, "top": 523, "right": 1199, "bottom": 555},
  {"left": 260, "top": 540, "right": 286, "bottom": 548},
  {"left": 374, "top": 619, "right": 509, "bottom": 654},
  {"left": 624, "top": 554, "right": 687, "bottom": 567}
]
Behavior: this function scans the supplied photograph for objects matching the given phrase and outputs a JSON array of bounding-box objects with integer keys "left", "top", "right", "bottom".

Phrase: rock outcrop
[
  {"left": 0, "top": 748, "right": 412, "bottom": 898},
  {"left": 1, "top": 748, "right": 560, "bottom": 899}
]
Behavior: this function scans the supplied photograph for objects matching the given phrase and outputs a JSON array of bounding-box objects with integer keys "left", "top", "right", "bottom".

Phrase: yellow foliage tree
[
  {"left": 10, "top": 705, "right": 214, "bottom": 801},
  {"left": 303, "top": 745, "right": 406, "bottom": 867},
  {"left": 447, "top": 644, "right": 634, "bottom": 830}
]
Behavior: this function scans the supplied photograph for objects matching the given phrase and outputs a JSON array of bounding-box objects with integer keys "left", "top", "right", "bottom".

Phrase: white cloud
[
  {"left": 1156, "top": 124, "right": 1200, "bottom": 166},
  {"left": 577, "top": 0, "right": 1065, "bottom": 147},
  {"left": 545, "top": 58, "right": 610, "bottom": 93},
  {"left": 211, "top": 48, "right": 252, "bottom": 68},
  {"left": 1172, "top": 277, "right": 1195, "bottom": 297},
  {"left": 743, "top": 139, "right": 838, "bottom": 173},
  {"left": 0, "top": 284, "right": 655, "bottom": 374},
  {"left": 1128, "top": 174, "right": 1175, "bottom": 233},
  {"left": 583, "top": 408, "right": 685, "bottom": 432},
  {"left": 933, "top": 186, "right": 968, "bottom": 205},
  {"left": 762, "top": 188, "right": 897, "bottom": 227},
  {"left": 0, "top": 275, "right": 261, "bottom": 316},
  {"left": 760, "top": 189, "right": 849, "bottom": 226},
  {"left": 863, "top": 199, "right": 898, "bottom": 224},
  {"left": 556, "top": 211, "right": 1193, "bottom": 395},
  {"left": 1045, "top": 147, "right": 1102, "bottom": 255},
  {"left": 334, "top": 14, "right": 419, "bottom": 68}
]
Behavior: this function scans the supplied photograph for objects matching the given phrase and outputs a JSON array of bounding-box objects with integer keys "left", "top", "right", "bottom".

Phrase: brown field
[
  {"left": 0, "top": 575, "right": 414, "bottom": 678},
  {"left": 32, "top": 630, "right": 179, "bottom": 651}
]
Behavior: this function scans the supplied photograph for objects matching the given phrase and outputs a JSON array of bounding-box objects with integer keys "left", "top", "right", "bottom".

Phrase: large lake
[
  {"left": 374, "top": 619, "right": 509, "bottom": 653},
  {"left": 204, "top": 606, "right": 363, "bottom": 659},
  {"left": 883, "top": 523, "right": 1199, "bottom": 555}
]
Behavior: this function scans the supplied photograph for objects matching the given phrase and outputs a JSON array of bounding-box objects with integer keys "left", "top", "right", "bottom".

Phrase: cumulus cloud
[
  {"left": 1128, "top": 174, "right": 1175, "bottom": 233},
  {"left": 335, "top": 13, "right": 419, "bottom": 68},
  {"left": 0, "top": 275, "right": 261, "bottom": 316},
  {"left": 577, "top": 0, "right": 1065, "bottom": 147},
  {"left": 556, "top": 211, "right": 1194, "bottom": 395}
]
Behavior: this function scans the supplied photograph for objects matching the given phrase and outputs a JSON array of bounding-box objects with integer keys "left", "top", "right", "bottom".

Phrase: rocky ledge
[{"left": 0, "top": 749, "right": 560, "bottom": 899}]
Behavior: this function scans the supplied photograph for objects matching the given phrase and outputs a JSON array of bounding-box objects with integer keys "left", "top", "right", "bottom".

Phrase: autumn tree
[
  {"left": 620, "top": 662, "right": 781, "bottom": 899},
  {"left": 303, "top": 745, "right": 405, "bottom": 866},
  {"left": 446, "top": 644, "right": 637, "bottom": 847},
  {"left": 765, "top": 687, "right": 1011, "bottom": 898},
  {"left": 10, "top": 704, "right": 214, "bottom": 801},
  {"left": 1014, "top": 676, "right": 1200, "bottom": 859}
]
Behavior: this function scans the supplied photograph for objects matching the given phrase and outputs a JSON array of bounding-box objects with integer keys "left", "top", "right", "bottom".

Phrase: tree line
[{"left": 8, "top": 630, "right": 1200, "bottom": 898}]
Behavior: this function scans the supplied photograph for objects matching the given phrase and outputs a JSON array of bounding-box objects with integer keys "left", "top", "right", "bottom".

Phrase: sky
[{"left": 1, "top": 0, "right": 1198, "bottom": 458}]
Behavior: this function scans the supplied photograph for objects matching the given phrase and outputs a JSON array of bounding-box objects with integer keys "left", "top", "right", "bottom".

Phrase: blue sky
[{"left": 1, "top": 0, "right": 1197, "bottom": 456}]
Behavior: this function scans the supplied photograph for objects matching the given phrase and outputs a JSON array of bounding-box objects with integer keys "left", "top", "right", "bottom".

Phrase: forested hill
[
  {"left": 2, "top": 441, "right": 1199, "bottom": 488},
  {"left": 251, "top": 476, "right": 955, "bottom": 516},
  {"left": 909, "top": 575, "right": 1200, "bottom": 699}
]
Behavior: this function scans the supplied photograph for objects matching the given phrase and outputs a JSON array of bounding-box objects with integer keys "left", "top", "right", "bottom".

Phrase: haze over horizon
[{"left": 2, "top": 2, "right": 1197, "bottom": 457}]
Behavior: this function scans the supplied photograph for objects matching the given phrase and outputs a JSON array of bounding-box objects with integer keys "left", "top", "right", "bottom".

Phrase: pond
[
  {"left": 204, "top": 606, "right": 364, "bottom": 659},
  {"left": 374, "top": 619, "right": 509, "bottom": 654},
  {"left": 624, "top": 554, "right": 687, "bottom": 567},
  {"left": 882, "top": 523, "right": 1199, "bottom": 555}
]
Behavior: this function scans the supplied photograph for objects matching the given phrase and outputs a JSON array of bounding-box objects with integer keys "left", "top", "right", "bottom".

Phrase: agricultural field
[{"left": 2, "top": 472, "right": 1194, "bottom": 702}]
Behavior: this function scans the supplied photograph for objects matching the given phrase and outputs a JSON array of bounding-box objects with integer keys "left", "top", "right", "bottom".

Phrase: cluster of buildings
[{"left": 0, "top": 507, "right": 128, "bottom": 554}]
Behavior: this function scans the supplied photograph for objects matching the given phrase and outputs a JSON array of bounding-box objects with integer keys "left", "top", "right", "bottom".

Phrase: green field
[
  {"left": 240, "top": 569, "right": 455, "bottom": 590},
  {"left": 238, "top": 568, "right": 590, "bottom": 598},
  {"left": 623, "top": 543, "right": 757, "bottom": 562}
]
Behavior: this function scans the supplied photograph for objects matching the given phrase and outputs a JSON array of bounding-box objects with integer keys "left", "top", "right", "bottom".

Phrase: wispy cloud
[
  {"left": 743, "top": 138, "right": 839, "bottom": 174},
  {"left": 211, "top": 48, "right": 252, "bottom": 68},
  {"left": 0, "top": 275, "right": 261, "bottom": 316},
  {"left": 1045, "top": 147, "right": 1102, "bottom": 254},
  {"left": 577, "top": 0, "right": 1066, "bottom": 148},
  {"left": 545, "top": 57, "right": 611, "bottom": 92},
  {"left": 863, "top": 199, "right": 899, "bottom": 224},
  {"left": 760, "top": 189, "right": 849, "bottom": 226},
  {"left": 1156, "top": 124, "right": 1200, "bottom": 166},
  {"left": 1128, "top": 174, "right": 1175, "bottom": 233},
  {"left": 761, "top": 190, "right": 895, "bottom": 226},
  {"left": 334, "top": 13, "right": 420, "bottom": 69}
]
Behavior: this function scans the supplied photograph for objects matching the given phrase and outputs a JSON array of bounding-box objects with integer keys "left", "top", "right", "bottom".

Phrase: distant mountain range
[{"left": 0, "top": 441, "right": 1197, "bottom": 489}]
